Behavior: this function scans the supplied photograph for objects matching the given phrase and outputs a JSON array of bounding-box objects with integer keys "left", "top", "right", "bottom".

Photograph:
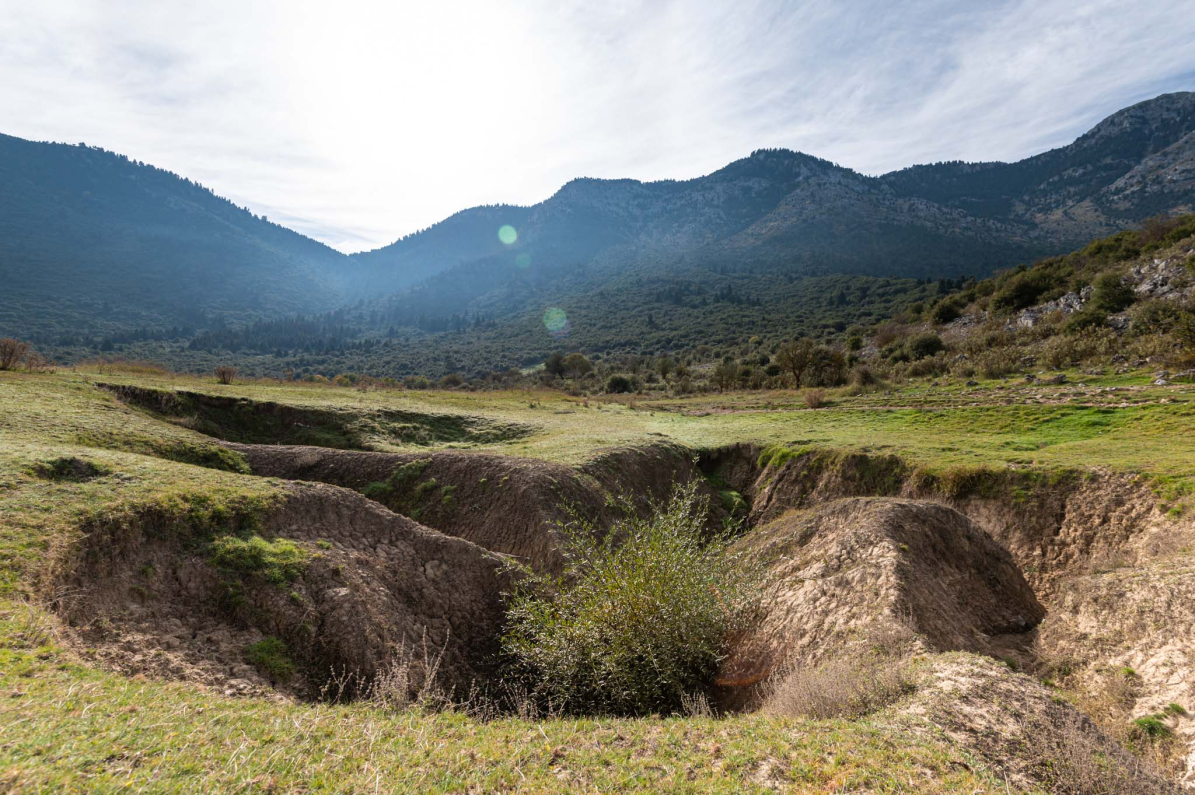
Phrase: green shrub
[
  {"left": 907, "top": 333, "right": 946, "bottom": 360},
  {"left": 245, "top": 637, "right": 295, "bottom": 680},
  {"left": 719, "top": 489, "right": 747, "bottom": 518},
  {"left": 928, "top": 299, "right": 961, "bottom": 324},
  {"left": 757, "top": 445, "right": 800, "bottom": 469},
  {"left": 606, "top": 374, "right": 633, "bottom": 394},
  {"left": 990, "top": 267, "right": 1068, "bottom": 313},
  {"left": 501, "top": 482, "right": 761, "bottom": 716},
  {"left": 1062, "top": 308, "right": 1107, "bottom": 335},
  {"left": 1177, "top": 311, "right": 1195, "bottom": 351},
  {"left": 1129, "top": 299, "right": 1182, "bottom": 335},
  {"left": 361, "top": 459, "right": 432, "bottom": 499},
  {"left": 30, "top": 456, "right": 111, "bottom": 481},
  {"left": 1091, "top": 272, "right": 1135, "bottom": 313},
  {"left": 211, "top": 535, "right": 309, "bottom": 585},
  {"left": 1129, "top": 715, "right": 1171, "bottom": 741},
  {"left": 1081, "top": 230, "right": 1141, "bottom": 264}
]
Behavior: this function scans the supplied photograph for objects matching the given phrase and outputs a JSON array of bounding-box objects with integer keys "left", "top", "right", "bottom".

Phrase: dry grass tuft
[
  {"left": 761, "top": 622, "right": 919, "bottom": 719},
  {"left": 320, "top": 630, "right": 452, "bottom": 711},
  {"left": 1025, "top": 710, "right": 1181, "bottom": 795}
]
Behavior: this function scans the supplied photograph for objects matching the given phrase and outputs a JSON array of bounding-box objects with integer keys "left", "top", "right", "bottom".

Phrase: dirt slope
[
  {"left": 99, "top": 383, "right": 533, "bottom": 449},
  {"left": 902, "top": 653, "right": 1181, "bottom": 793},
  {"left": 711, "top": 444, "right": 1195, "bottom": 787},
  {"left": 720, "top": 498, "right": 1044, "bottom": 696},
  {"left": 54, "top": 482, "right": 513, "bottom": 698},
  {"left": 713, "top": 444, "right": 1180, "bottom": 592},
  {"left": 1038, "top": 554, "right": 1195, "bottom": 787},
  {"left": 224, "top": 441, "right": 719, "bottom": 571}
]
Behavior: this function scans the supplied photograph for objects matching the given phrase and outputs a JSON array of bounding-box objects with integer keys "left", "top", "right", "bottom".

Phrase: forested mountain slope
[
  {"left": 0, "top": 134, "right": 351, "bottom": 339},
  {"left": 1, "top": 92, "right": 1192, "bottom": 357}
]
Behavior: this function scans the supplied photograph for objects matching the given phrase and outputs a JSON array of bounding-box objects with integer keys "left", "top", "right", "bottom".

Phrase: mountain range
[{"left": 2, "top": 91, "right": 1193, "bottom": 362}]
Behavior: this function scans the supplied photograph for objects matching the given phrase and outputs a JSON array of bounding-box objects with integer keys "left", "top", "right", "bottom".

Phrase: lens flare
[
  {"left": 543, "top": 307, "right": 569, "bottom": 337},
  {"left": 515, "top": 252, "right": 532, "bottom": 269},
  {"left": 498, "top": 224, "right": 518, "bottom": 245}
]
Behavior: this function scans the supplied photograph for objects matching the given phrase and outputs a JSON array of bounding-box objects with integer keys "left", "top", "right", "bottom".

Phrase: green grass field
[{"left": 3, "top": 364, "right": 1193, "bottom": 792}]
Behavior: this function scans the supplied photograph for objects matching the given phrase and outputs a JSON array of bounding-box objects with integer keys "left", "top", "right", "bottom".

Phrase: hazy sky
[{"left": 2, "top": 1, "right": 1193, "bottom": 252}]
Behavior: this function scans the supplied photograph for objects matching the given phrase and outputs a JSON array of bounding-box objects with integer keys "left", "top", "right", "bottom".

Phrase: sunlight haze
[{"left": 2, "top": 0, "right": 1193, "bottom": 251}]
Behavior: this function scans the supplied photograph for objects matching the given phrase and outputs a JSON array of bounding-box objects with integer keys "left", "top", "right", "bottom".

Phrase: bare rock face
[
  {"left": 720, "top": 498, "right": 1044, "bottom": 691},
  {"left": 1130, "top": 256, "right": 1195, "bottom": 302},
  {"left": 57, "top": 482, "right": 513, "bottom": 698}
]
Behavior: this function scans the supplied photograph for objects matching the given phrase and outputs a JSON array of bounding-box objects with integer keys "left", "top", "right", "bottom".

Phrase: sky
[{"left": 2, "top": 1, "right": 1194, "bottom": 253}]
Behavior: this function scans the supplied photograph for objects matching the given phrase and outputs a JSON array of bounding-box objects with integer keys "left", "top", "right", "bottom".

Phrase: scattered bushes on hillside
[
  {"left": 990, "top": 265, "right": 1069, "bottom": 313},
  {"left": 1061, "top": 308, "right": 1108, "bottom": 336},
  {"left": 927, "top": 298, "right": 962, "bottom": 324},
  {"left": 501, "top": 482, "right": 762, "bottom": 716},
  {"left": 1129, "top": 299, "right": 1183, "bottom": 336},
  {"left": 1177, "top": 311, "right": 1195, "bottom": 355},
  {"left": 884, "top": 332, "right": 945, "bottom": 363}
]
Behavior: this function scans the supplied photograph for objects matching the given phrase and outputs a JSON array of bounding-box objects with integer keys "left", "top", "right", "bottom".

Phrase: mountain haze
[
  {"left": 359, "top": 91, "right": 1195, "bottom": 308},
  {"left": 1, "top": 92, "right": 1193, "bottom": 362}
]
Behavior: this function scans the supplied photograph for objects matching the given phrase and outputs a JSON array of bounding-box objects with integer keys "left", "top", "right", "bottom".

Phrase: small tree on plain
[
  {"left": 0, "top": 338, "right": 28, "bottom": 371},
  {"left": 215, "top": 365, "right": 237, "bottom": 385},
  {"left": 713, "top": 360, "right": 739, "bottom": 392},
  {"left": 543, "top": 352, "right": 566, "bottom": 378},
  {"left": 775, "top": 338, "right": 816, "bottom": 388},
  {"left": 656, "top": 356, "right": 674, "bottom": 382},
  {"left": 562, "top": 352, "right": 593, "bottom": 380}
]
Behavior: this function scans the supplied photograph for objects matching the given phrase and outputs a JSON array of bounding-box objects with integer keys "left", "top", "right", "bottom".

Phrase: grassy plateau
[{"left": 2, "top": 362, "right": 1194, "bottom": 793}]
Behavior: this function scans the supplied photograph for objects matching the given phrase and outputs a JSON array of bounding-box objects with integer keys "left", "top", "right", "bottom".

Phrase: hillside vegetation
[{"left": 4, "top": 92, "right": 1195, "bottom": 377}]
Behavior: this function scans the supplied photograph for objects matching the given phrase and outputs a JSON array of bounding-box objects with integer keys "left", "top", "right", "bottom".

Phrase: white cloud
[{"left": 1, "top": 0, "right": 1192, "bottom": 251}]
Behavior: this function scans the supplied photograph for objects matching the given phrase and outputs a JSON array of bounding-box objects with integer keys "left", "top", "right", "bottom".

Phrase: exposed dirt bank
[
  {"left": 99, "top": 383, "right": 533, "bottom": 449},
  {"left": 222, "top": 440, "right": 722, "bottom": 572},
  {"left": 706, "top": 443, "right": 1189, "bottom": 594},
  {"left": 903, "top": 653, "right": 1181, "bottom": 793},
  {"left": 720, "top": 498, "right": 1043, "bottom": 698},
  {"left": 707, "top": 443, "right": 1195, "bottom": 786},
  {"left": 53, "top": 481, "right": 512, "bottom": 699}
]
